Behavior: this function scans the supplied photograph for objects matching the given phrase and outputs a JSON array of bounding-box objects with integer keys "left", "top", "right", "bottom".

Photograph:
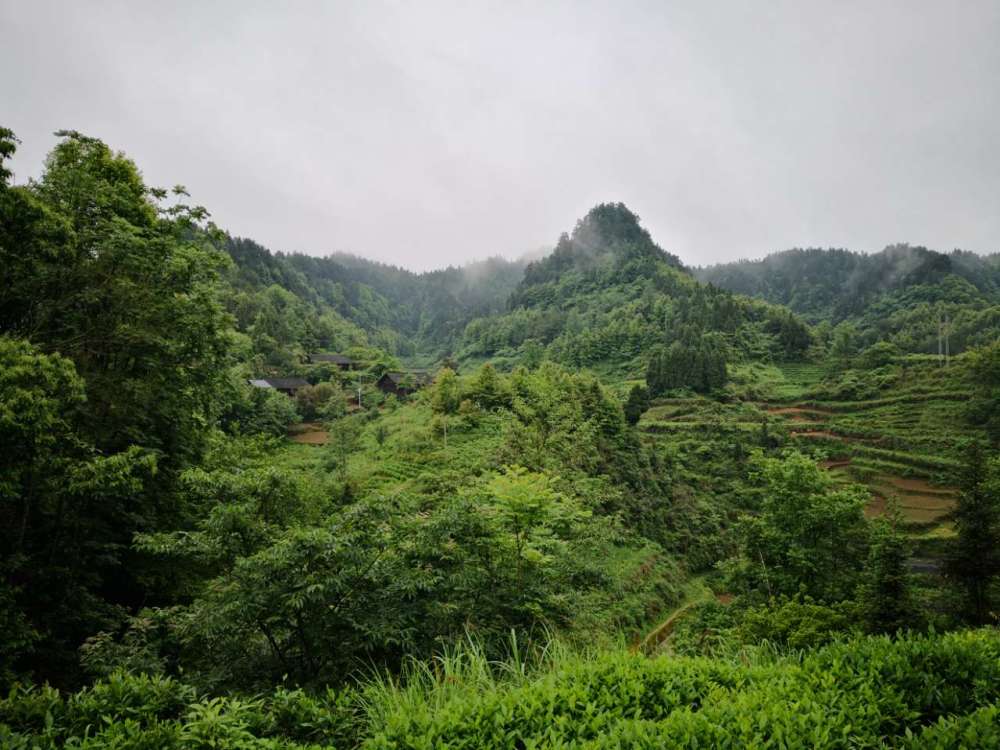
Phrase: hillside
[
  {"left": 697, "top": 245, "right": 1000, "bottom": 354},
  {"left": 223, "top": 235, "right": 526, "bottom": 362},
  {"left": 460, "top": 203, "right": 811, "bottom": 373}
]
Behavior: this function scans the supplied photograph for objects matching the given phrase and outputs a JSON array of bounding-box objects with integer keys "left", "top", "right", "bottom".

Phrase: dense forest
[
  {"left": 3, "top": 128, "right": 1000, "bottom": 748},
  {"left": 698, "top": 245, "right": 1000, "bottom": 356}
]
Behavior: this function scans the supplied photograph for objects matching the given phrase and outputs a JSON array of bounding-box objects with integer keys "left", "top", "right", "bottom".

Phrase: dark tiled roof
[
  {"left": 264, "top": 377, "right": 310, "bottom": 389},
  {"left": 381, "top": 371, "right": 431, "bottom": 386}
]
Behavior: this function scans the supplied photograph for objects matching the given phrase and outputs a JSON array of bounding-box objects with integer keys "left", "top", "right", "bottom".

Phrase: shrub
[{"left": 366, "top": 629, "right": 1000, "bottom": 749}]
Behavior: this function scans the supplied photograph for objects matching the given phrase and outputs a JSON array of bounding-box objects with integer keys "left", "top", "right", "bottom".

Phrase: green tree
[
  {"left": 859, "top": 502, "right": 916, "bottom": 633},
  {"left": 295, "top": 382, "right": 339, "bottom": 421},
  {"left": 859, "top": 340, "right": 900, "bottom": 369},
  {"left": 431, "top": 368, "right": 462, "bottom": 415},
  {"left": 0, "top": 130, "right": 235, "bottom": 684},
  {"left": 623, "top": 384, "right": 650, "bottom": 425},
  {"left": 0, "top": 338, "right": 156, "bottom": 685},
  {"left": 946, "top": 444, "right": 1000, "bottom": 624},
  {"left": 247, "top": 388, "right": 301, "bottom": 436},
  {"left": 431, "top": 368, "right": 462, "bottom": 446},
  {"left": 25, "top": 131, "right": 234, "bottom": 469},
  {"left": 468, "top": 363, "right": 507, "bottom": 409},
  {"left": 730, "top": 452, "right": 868, "bottom": 601},
  {"left": 830, "top": 322, "right": 858, "bottom": 366},
  {"left": 140, "top": 493, "right": 413, "bottom": 687},
  {"left": 483, "top": 465, "right": 589, "bottom": 589}
]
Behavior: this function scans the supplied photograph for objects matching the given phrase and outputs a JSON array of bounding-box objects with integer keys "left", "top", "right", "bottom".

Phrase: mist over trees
[{"left": 698, "top": 245, "right": 1000, "bottom": 355}]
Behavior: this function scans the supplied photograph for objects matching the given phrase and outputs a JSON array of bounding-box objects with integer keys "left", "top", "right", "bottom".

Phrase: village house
[
  {"left": 375, "top": 371, "right": 431, "bottom": 397},
  {"left": 248, "top": 377, "right": 310, "bottom": 397}
]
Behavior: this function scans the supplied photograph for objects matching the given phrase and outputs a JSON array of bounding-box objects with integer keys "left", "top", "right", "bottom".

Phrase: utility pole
[
  {"left": 945, "top": 312, "right": 950, "bottom": 367},
  {"left": 937, "top": 310, "right": 944, "bottom": 367},
  {"left": 938, "top": 310, "right": 951, "bottom": 368}
]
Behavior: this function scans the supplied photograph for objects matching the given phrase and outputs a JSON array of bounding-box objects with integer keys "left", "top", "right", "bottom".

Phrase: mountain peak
[
  {"left": 517, "top": 203, "right": 683, "bottom": 295},
  {"left": 571, "top": 202, "right": 650, "bottom": 250}
]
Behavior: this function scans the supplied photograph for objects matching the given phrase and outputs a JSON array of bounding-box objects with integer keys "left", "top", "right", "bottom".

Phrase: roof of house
[
  {"left": 310, "top": 353, "right": 354, "bottom": 364},
  {"left": 379, "top": 371, "right": 432, "bottom": 386},
  {"left": 250, "top": 377, "right": 310, "bottom": 390}
]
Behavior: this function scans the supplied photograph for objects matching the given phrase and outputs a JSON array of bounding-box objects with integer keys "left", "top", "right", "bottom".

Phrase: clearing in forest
[{"left": 287, "top": 422, "right": 330, "bottom": 445}]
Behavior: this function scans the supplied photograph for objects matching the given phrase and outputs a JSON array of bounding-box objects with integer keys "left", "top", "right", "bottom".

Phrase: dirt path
[
  {"left": 880, "top": 476, "right": 956, "bottom": 495},
  {"left": 819, "top": 458, "right": 852, "bottom": 470},
  {"left": 635, "top": 575, "right": 723, "bottom": 654},
  {"left": 765, "top": 406, "right": 830, "bottom": 420}
]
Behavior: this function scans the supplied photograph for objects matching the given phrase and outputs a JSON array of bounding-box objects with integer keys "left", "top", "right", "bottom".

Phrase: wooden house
[
  {"left": 375, "top": 371, "right": 431, "bottom": 397},
  {"left": 248, "top": 377, "right": 310, "bottom": 397}
]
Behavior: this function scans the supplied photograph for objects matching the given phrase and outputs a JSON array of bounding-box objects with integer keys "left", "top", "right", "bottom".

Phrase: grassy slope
[{"left": 279, "top": 397, "right": 684, "bottom": 643}]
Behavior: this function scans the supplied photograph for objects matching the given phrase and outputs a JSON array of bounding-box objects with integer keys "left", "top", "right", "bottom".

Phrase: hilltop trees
[
  {"left": 697, "top": 245, "right": 1000, "bottom": 357},
  {"left": 461, "top": 204, "right": 811, "bottom": 369}
]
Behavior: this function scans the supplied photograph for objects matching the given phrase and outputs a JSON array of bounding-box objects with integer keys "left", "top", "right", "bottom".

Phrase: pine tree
[
  {"left": 859, "top": 501, "right": 915, "bottom": 633},
  {"left": 624, "top": 384, "right": 650, "bottom": 425},
  {"left": 946, "top": 444, "right": 1000, "bottom": 624}
]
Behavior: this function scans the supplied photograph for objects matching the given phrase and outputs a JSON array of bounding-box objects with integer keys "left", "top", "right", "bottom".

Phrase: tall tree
[
  {"left": 946, "top": 444, "right": 1000, "bottom": 624},
  {"left": 731, "top": 452, "right": 869, "bottom": 602},
  {"left": 623, "top": 384, "right": 650, "bottom": 425},
  {"left": 0, "top": 129, "right": 236, "bottom": 685},
  {"left": 859, "top": 502, "right": 915, "bottom": 633}
]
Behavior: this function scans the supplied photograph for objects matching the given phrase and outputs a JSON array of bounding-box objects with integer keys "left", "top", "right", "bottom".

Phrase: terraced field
[
  {"left": 757, "top": 361, "right": 979, "bottom": 545},
  {"left": 638, "top": 360, "right": 979, "bottom": 553}
]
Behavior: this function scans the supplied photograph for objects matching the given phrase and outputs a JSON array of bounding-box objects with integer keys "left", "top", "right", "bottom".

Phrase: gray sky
[{"left": 3, "top": 1, "right": 998, "bottom": 270}]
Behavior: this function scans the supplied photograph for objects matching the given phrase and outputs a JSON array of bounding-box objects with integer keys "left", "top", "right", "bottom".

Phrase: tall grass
[{"left": 356, "top": 629, "right": 578, "bottom": 729}]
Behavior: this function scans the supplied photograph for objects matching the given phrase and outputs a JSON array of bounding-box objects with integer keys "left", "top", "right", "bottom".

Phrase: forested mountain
[
  {"left": 698, "top": 245, "right": 1000, "bottom": 354},
  {"left": 461, "top": 203, "right": 812, "bottom": 379},
  {"left": 223, "top": 235, "right": 526, "bottom": 360}
]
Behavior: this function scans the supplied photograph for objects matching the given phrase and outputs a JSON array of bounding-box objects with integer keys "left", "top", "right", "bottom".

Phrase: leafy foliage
[
  {"left": 946, "top": 445, "right": 1000, "bottom": 624},
  {"left": 726, "top": 451, "right": 869, "bottom": 602}
]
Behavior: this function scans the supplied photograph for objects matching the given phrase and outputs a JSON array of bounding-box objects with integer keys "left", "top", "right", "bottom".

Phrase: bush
[
  {"left": 0, "top": 672, "right": 356, "bottom": 750},
  {"left": 366, "top": 629, "right": 1000, "bottom": 749},
  {"left": 738, "top": 595, "right": 861, "bottom": 649},
  {"left": 246, "top": 389, "right": 300, "bottom": 436}
]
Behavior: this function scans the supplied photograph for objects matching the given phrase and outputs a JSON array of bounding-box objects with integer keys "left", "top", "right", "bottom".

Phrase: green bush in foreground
[
  {"left": 4, "top": 629, "right": 1000, "bottom": 748},
  {"left": 368, "top": 628, "right": 1000, "bottom": 749}
]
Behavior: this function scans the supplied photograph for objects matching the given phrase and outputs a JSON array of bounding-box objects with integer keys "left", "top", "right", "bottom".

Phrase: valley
[{"left": 2, "top": 128, "right": 999, "bottom": 748}]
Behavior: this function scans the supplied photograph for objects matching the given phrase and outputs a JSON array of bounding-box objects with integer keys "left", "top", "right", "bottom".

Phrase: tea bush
[
  {"left": 0, "top": 673, "right": 358, "bottom": 750},
  {"left": 367, "top": 629, "right": 1000, "bottom": 749}
]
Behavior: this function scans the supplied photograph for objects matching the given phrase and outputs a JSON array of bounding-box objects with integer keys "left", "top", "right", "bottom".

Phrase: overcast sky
[{"left": 3, "top": 1, "right": 998, "bottom": 270}]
